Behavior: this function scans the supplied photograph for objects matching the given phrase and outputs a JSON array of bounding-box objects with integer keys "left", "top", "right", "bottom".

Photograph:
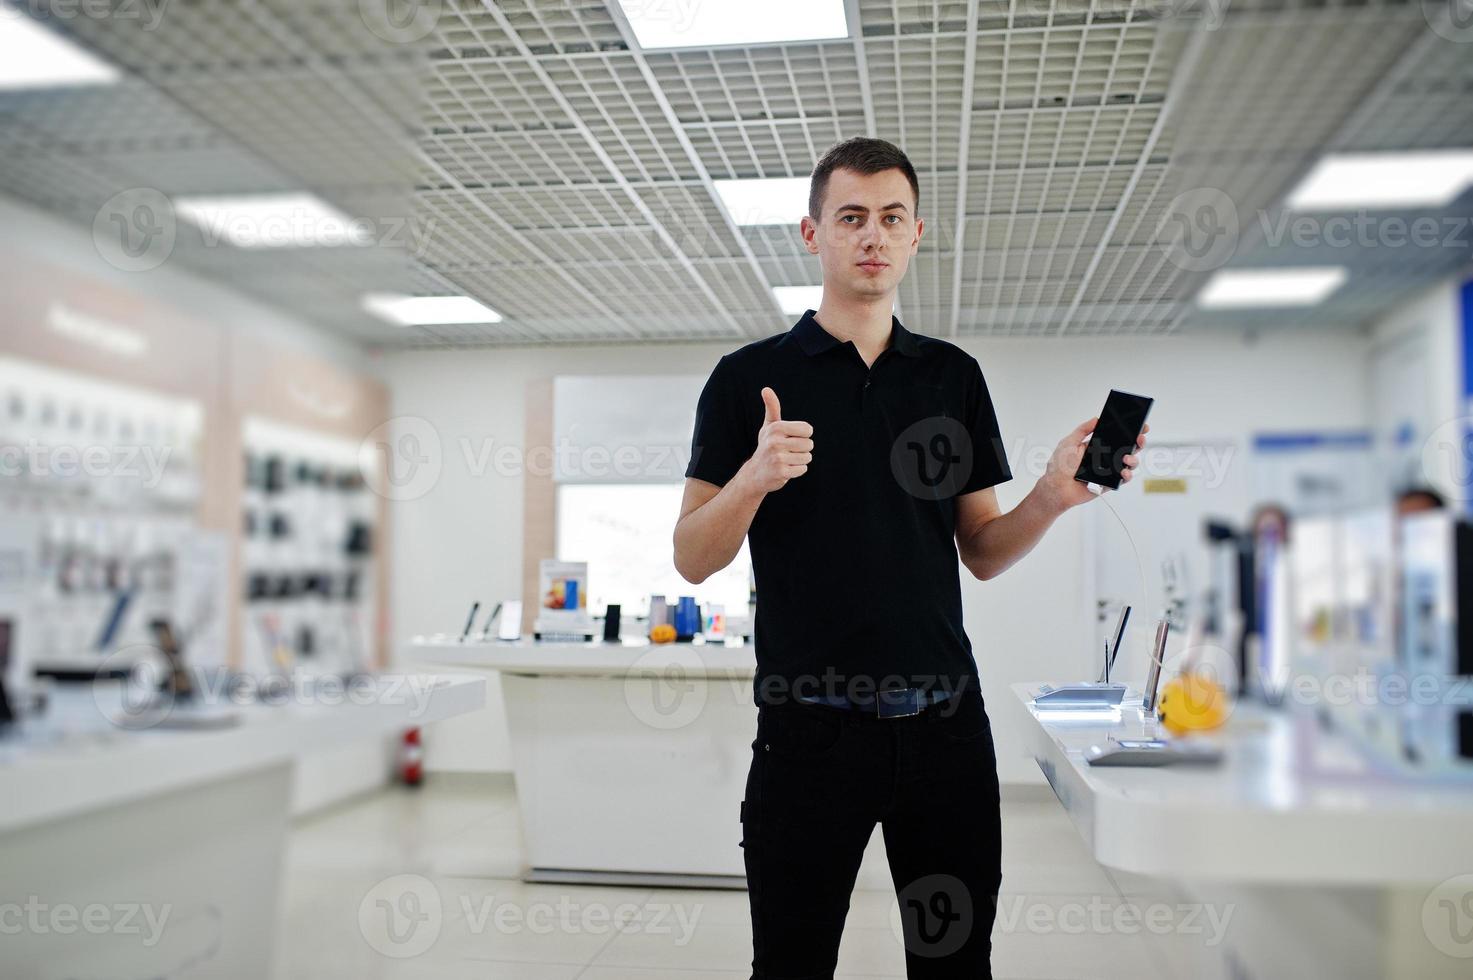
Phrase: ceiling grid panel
[
  {"left": 1007, "top": 13, "right": 1144, "bottom": 335},
  {"left": 1, "top": 0, "right": 1467, "bottom": 345},
  {"left": 466, "top": 0, "right": 753, "bottom": 340}
]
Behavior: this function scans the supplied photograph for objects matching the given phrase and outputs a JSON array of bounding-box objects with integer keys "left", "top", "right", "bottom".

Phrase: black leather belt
[{"left": 795, "top": 687, "right": 955, "bottom": 719}]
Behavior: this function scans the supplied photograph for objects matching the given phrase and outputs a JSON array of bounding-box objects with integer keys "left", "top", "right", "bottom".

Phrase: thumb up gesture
[{"left": 744, "top": 387, "right": 814, "bottom": 494}]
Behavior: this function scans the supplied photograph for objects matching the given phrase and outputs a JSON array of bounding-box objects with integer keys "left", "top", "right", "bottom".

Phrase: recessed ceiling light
[
  {"left": 714, "top": 177, "right": 811, "bottom": 226},
  {"left": 773, "top": 286, "right": 823, "bottom": 315},
  {"left": 615, "top": 0, "right": 847, "bottom": 49},
  {"left": 0, "top": 6, "right": 119, "bottom": 90},
  {"left": 1196, "top": 268, "right": 1348, "bottom": 308},
  {"left": 174, "top": 193, "right": 373, "bottom": 248},
  {"left": 1287, "top": 150, "right": 1473, "bottom": 210},
  {"left": 362, "top": 293, "right": 503, "bottom": 326}
]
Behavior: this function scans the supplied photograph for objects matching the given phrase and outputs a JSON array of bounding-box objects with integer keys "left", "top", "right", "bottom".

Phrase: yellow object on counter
[
  {"left": 1157, "top": 672, "right": 1230, "bottom": 735},
  {"left": 650, "top": 623, "right": 677, "bottom": 644}
]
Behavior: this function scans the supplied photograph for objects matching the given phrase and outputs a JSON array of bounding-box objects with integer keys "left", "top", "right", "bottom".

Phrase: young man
[{"left": 674, "top": 137, "right": 1146, "bottom": 979}]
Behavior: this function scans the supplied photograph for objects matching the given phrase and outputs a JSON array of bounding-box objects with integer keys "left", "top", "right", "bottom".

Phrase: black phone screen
[
  {"left": 0, "top": 619, "right": 14, "bottom": 725},
  {"left": 1074, "top": 389, "right": 1153, "bottom": 489}
]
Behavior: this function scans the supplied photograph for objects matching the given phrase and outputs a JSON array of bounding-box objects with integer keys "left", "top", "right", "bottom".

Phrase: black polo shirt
[{"left": 685, "top": 310, "right": 1012, "bottom": 706}]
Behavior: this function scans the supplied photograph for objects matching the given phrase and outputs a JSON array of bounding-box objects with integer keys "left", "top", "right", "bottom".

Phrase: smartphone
[
  {"left": 151, "top": 618, "right": 193, "bottom": 700},
  {"left": 0, "top": 618, "right": 14, "bottom": 726},
  {"left": 1143, "top": 619, "right": 1169, "bottom": 712},
  {"left": 1074, "top": 389, "right": 1153, "bottom": 490}
]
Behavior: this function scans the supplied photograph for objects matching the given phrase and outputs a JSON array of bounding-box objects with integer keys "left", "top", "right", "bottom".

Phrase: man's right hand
[{"left": 741, "top": 387, "right": 814, "bottom": 494}]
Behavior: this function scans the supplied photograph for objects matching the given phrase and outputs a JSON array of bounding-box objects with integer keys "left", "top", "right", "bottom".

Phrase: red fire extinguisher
[{"left": 399, "top": 727, "right": 424, "bottom": 787}]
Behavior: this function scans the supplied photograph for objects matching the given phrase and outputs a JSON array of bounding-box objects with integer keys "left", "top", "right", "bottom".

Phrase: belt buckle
[{"left": 876, "top": 688, "right": 922, "bottom": 720}]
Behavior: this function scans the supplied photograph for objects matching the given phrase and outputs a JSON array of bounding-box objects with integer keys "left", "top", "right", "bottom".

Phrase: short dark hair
[
  {"left": 808, "top": 137, "right": 920, "bottom": 221},
  {"left": 1397, "top": 486, "right": 1445, "bottom": 510}
]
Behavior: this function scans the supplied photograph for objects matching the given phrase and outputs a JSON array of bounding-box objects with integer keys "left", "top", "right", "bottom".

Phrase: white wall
[
  {"left": 1366, "top": 278, "right": 1465, "bottom": 499},
  {"left": 385, "top": 327, "right": 1374, "bottom": 782}
]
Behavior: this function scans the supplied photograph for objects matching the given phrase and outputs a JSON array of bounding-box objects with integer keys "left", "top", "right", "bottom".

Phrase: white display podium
[
  {"left": 0, "top": 674, "right": 485, "bottom": 978},
  {"left": 1011, "top": 683, "right": 1473, "bottom": 979}
]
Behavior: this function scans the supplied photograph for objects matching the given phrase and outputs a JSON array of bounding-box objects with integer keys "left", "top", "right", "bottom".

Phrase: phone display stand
[
  {"left": 1033, "top": 604, "right": 1133, "bottom": 710},
  {"left": 1032, "top": 682, "right": 1128, "bottom": 709}
]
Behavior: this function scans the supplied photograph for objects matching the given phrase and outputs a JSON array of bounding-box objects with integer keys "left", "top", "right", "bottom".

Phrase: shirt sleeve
[
  {"left": 685, "top": 354, "right": 755, "bottom": 488},
  {"left": 959, "top": 358, "right": 1012, "bottom": 495}
]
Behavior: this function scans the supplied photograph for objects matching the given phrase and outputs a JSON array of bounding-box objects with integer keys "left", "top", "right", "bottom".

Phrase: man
[{"left": 674, "top": 137, "right": 1146, "bottom": 979}]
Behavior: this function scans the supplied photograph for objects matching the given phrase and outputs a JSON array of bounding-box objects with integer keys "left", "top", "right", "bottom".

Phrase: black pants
[{"left": 740, "top": 688, "right": 1002, "bottom": 979}]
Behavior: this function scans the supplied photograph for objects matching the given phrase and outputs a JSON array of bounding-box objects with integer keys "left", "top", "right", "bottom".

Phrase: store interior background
[
  {"left": 3, "top": 0, "right": 1470, "bottom": 782},
  {"left": 11, "top": 186, "right": 1434, "bottom": 782},
  {"left": 3, "top": 0, "right": 1473, "bottom": 976}
]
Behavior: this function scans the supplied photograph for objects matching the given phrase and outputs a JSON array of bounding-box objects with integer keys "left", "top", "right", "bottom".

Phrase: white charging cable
[{"left": 1095, "top": 489, "right": 1149, "bottom": 625}]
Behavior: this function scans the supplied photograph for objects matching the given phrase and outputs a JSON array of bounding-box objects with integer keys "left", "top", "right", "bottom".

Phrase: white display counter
[
  {"left": 412, "top": 637, "right": 898, "bottom": 889},
  {"left": 0, "top": 674, "right": 485, "bottom": 978},
  {"left": 1011, "top": 682, "right": 1473, "bottom": 978}
]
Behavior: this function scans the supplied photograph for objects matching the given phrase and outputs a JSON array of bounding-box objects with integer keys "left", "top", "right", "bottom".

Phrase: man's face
[{"left": 801, "top": 166, "right": 923, "bottom": 305}]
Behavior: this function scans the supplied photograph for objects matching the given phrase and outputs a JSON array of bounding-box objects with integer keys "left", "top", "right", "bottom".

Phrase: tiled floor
[{"left": 277, "top": 779, "right": 1222, "bottom": 979}]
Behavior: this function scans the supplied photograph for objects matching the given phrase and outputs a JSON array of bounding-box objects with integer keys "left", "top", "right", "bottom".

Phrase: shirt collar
[{"left": 790, "top": 309, "right": 921, "bottom": 359}]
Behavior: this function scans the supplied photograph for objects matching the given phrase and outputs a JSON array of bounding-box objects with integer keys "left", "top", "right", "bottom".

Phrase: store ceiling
[{"left": 0, "top": 0, "right": 1470, "bottom": 349}]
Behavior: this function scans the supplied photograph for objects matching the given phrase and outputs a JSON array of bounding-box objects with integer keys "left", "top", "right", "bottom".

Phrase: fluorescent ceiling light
[
  {"left": 0, "top": 5, "right": 120, "bottom": 89},
  {"left": 1287, "top": 150, "right": 1473, "bottom": 210},
  {"left": 714, "top": 177, "right": 810, "bottom": 226},
  {"left": 362, "top": 293, "right": 502, "bottom": 326},
  {"left": 174, "top": 193, "right": 373, "bottom": 248},
  {"left": 1196, "top": 268, "right": 1348, "bottom": 309},
  {"left": 616, "top": 0, "right": 847, "bottom": 49},
  {"left": 773, "top": 286, "right": 823, "bottom": 315}
]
